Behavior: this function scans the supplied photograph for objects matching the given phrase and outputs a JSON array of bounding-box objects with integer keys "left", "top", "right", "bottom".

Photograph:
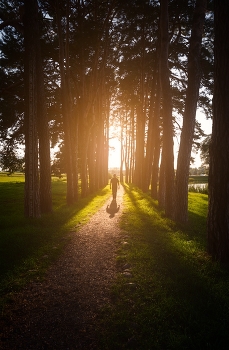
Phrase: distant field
[
  {"left": 0, "top": 172, "right": 25, "bottom": 182},
  {"left": 0, "top": 172, "right": 208, "bottom": 185},
  {"left": 0, "top": 173, "right": 67, "bottom": 183}
]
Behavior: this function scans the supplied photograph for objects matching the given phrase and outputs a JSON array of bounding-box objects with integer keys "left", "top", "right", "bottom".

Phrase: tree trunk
[
  {"left": 130, "top": 105, "right": 136, "bottom": 183},
  {"left": 134, "top": 105, "right": 145, "bottom": 188},
  {"left": 151, "top": 140, "right": 160, "bottom": 199},
  {"left": 159, "top": 0, "right": 174, "bottom": 218},
  {"left": 94, "top": 85, "right": 109, "bottom": 190},
  {"left": 158, "top": 148, "right": 166, "bottom": 208},
  {"left": 72, "top": 114, "right": 79, "bottom": 201},
  {"left": 120, "top": 117, "right": 124, "bottom": 183},
  {"left": 36, "top": 5, "right": 52, "bottom": 214},
  {"left": 80, "top": 115, "right": 92, "bottom": 197},
  {"left": 24, "top": 0, "right": 40, "bottom": 218},
  {"left": 124, "top": 127, "right": 130, "bottom": 184},
  {"left": 207, "top": 1, "right": 229, "bottom": 263},
  {"left": 103, "top": 99, "right": 109, "bottom": 186},
  {"left": 88, "top": 129, "right": 96, "bottom": 193},
  {"left": 143, "top": 80, "right": 156, "bottom": 193},
  {"left": 175, "top": 0, "right": 206, "bottom": 224},
  {"left": 151, "top": 78, "right": 161, "bottom": 199},
  {"left": 55, "top": 0, "right": 75, "bottom": 205}
]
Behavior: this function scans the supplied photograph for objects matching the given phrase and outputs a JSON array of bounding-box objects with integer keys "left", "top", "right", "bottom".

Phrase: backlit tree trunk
[
  {"left": 175, "top": 0, "right": 206, "bottom": 224},
  {"left": 120, "top": 116, "right": 124, "bottom": 183},
  {"left": 55, "top": 0, "right": 76, "bottom": 205},
  {"left": 134, "top": 105, "right": 145, "bottom": 189},
  {"left": 36, "top": 7, "right": 52, "bottom": 214},
  {"left": 133, "top": 18, "right": 147, "bottom": 190},
  {"left": 143, "top": 77, "right": 156, "bottom": 193},
  {"left": 151, "top": 76, "right": 161, "bottom": 199},
  {"left": 159, "top": 0, "right": 174, "bottom": 218},
  {"left": 207, "top": 1, "right": 229, "bottom": 263}
]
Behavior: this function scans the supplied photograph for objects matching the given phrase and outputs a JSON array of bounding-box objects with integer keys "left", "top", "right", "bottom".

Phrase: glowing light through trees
[{"left": 108, "top": 125, "right": 121, "bottom": 169}]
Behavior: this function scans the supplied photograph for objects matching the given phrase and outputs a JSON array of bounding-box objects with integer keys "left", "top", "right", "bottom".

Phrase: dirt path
[{"left": 1, "top": 186, "right": 125, "bottom": 349}]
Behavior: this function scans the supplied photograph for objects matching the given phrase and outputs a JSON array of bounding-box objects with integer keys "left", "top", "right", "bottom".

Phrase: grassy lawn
[
  {"left": 0, "top": 173, "right": 111, "bottom": 310},
  {"left": 98, "top": 184, "right": 229, "bottom": 350},
  {"left": 1, "top": 174, "right": 229, "bottom": 349}
]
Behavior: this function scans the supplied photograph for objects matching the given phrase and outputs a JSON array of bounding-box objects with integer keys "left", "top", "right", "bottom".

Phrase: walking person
[{"left": 110, "top": 174, "right": 120, "bottom": 200}]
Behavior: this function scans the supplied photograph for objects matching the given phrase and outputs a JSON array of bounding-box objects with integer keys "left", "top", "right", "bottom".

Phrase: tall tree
[
  {"left": 0, "top": 0, "right": 52, "bottom": 216},
  {"left": 175, "top": 0, "right": 206, "bottom": 224},
  {"left": 24, "top": 0, "right": 40, "bottom": 217},
  {"left": 36, "top": 3, "right": 52, "bottom": 214},
  {"left": 150, "top": 73, "right": 161, "bottom": 199},
  {"left": 55, "top": 0, "right": 77, "bottom": 205},
  {"left": 133, "top": 9, "right": 147, "bottom": 189},
  {"left": 159, "top": 0, "right": 174, "bottom": 218},
  {"left": 207, "top": 1, "right": 229, "bottom": 263}
]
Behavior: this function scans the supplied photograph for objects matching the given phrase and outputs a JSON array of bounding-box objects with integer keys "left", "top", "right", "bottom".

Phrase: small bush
[{"left": 188, "top": 184, "right": 208, "bottom": 194}]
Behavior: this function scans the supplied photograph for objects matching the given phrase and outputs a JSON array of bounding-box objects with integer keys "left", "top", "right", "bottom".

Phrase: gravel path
[{"left": 1, "top": 186, "right": 124, "bottom": 349}]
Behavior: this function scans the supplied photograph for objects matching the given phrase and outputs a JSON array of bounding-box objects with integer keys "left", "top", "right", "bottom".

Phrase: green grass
[
  {"left": 0, "top": 174, "right": 111, "bottom": 310},
  {"left": 2, "top": 175, "right": 229, "bottom": 349},
  {"left": 98, "top": 184, "right": 229, "bottom": 350},
  {"left": 0, "top": 172, "right": 25, "bottom": 182}
]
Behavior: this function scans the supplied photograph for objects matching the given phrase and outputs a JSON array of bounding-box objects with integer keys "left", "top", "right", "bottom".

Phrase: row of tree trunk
[
  {"left": 3, "top": 1, "right": 229, "bottom": 264},
  {"left": 120, "top": 0, "right": 206, "bottom": 223}
]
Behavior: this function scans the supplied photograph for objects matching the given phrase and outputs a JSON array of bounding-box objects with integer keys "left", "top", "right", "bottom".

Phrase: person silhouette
[{"left": 110, "top": 174, "right": 120, "bottom": 200}]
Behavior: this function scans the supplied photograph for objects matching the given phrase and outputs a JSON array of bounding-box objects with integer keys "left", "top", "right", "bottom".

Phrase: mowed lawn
[
  {"left": 98, "top": 184, "right": 229, "bottom": 350},
  {"left": 1, "top": 174, "right": 229, "bottom": 349}
]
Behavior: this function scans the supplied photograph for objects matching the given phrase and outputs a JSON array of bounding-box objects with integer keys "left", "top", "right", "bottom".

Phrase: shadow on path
[{"left": 106, "top": 199, "right": 120, "bottom": 218}]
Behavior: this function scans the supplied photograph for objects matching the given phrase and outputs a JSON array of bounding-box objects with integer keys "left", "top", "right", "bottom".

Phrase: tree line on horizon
[{"left": 1, "top": 1, "right": 229, "bottom": 263}]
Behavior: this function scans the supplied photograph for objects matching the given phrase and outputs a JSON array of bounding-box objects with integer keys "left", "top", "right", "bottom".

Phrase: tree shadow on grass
[
  {"left": 110, "top": 183, "right": 229, "bottom": 349},
  {"left": 0, "top": 185, "right": 111, "bottom": 285}
]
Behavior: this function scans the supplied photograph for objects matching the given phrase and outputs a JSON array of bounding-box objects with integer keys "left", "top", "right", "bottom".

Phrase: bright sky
[
  {"left": 108, "top": 134, "right": 121, "bottom": 169},
  {"left": 197, "top": 113, "right": 212, "bottom": 135},
  {"left": 192, "top": 112, "right": 212, "bottom": 167}
]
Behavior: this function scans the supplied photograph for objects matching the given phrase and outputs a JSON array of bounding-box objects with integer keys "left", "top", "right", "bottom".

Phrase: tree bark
[
  {"left": 24, "top": 0, "right": 40, "bottom": 218},
  {"left": 120, "top": 117, "right": 124, "bottom": 183},
  {"left": 159, "top": 0, "right": 174, "bottom": 218},
  {"left": 175, "top": 0, "right": 206, "bottom": 224},
  {"left": 134, "top": 105, "right": 145, "bottom": 189},
  {"left": 151, "top": 75, "right": 161, "bottom": 199},
  {"left": 36, "top": 5, "right": 52, "bottom": 214},
  {"left": 143, "top": 77, "right": 156, "bottom": 193},
  {"left": 207, "top": 1, "right": 229, "bottom": 263},
  {"left": 55, "top": 0, "right": 76, "bottom": 205}
]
